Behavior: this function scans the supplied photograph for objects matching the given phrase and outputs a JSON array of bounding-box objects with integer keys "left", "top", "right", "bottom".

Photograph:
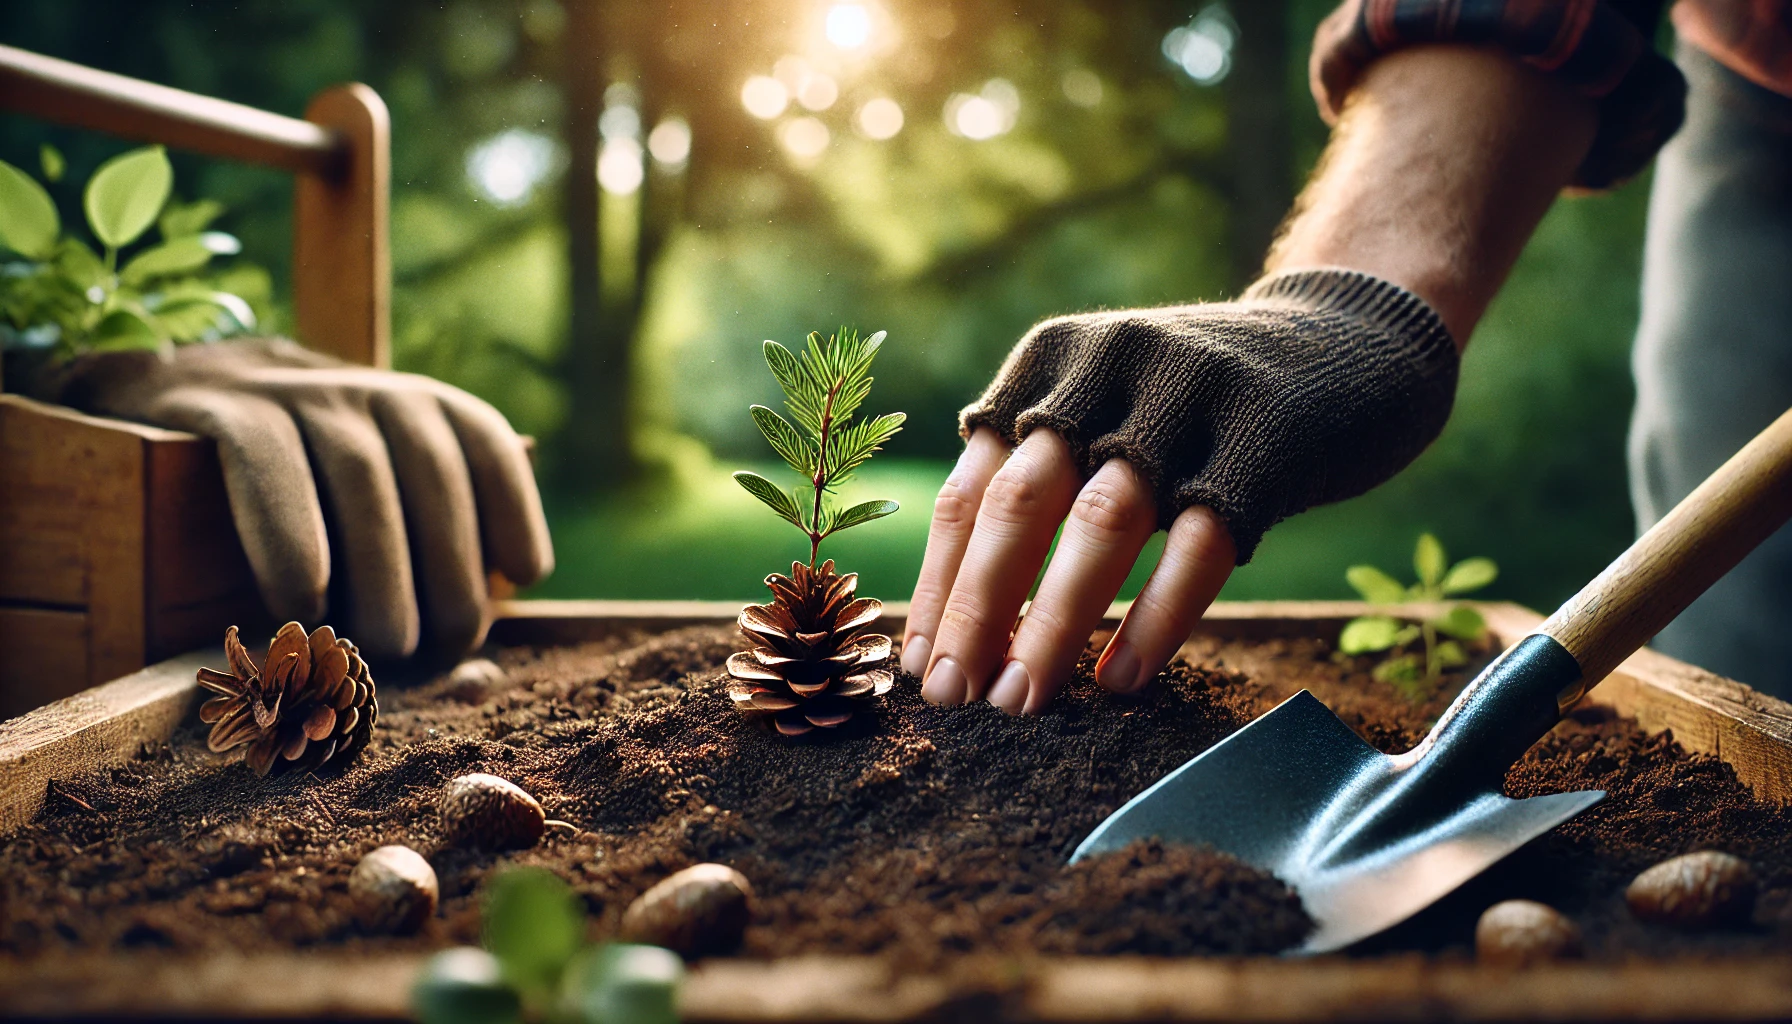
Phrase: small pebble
[
  {"left": 1626, "top": 850, "right": 1757, "bottom": 928},
  {"left": 440, "top": 773, "right": 546, "bottom": 850},
  {"left": 1474, "top": 900, "right": 1581, "bottom": 966},
  {"left": 619, "top": 863, "right": 754, "bottom": 958},
  {"left": 349, "top": 844, "right": 438, "bottom": 934},
  {"left": 446, "top": 658, "right": 506, "bottom": 702}
]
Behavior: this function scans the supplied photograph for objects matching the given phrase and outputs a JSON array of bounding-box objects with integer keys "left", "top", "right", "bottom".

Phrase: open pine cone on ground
[
  {"left": 727, "top": 559, "right": 895, "bottom": 736},
  {"left": 198, "top": 622, "right": 379, "bottom": 776}
]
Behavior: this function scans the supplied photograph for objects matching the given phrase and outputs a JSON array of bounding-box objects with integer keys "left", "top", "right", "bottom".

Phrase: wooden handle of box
[{"left": 1540, "top": 406, "right": 1792, "bottom": 696}]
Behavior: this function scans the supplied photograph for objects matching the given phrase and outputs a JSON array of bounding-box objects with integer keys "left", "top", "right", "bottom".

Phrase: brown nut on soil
[
  {"left": 619, "top": 863, "right": 754, "bottom": 958},
  {"left": 440, "top": 774, "right": 546, "bottom": 850},
  {"left": 349, "top": 845, "right": 438, "bottom": 934},
  {"left": 1475, "top": 900, "right": 1582, "bottom": 966},
  {"left": 1626, "top": 850, "right": 1756, "bottom": 928}
]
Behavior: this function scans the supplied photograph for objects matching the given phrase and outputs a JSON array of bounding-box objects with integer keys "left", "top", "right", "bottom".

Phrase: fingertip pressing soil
[{"left": 3, "top": 624, "right": 1790, "bottom": 968}]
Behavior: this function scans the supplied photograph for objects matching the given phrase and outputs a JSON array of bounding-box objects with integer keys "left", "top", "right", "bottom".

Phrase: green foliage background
[{"left": 0, "top": 0, "right": 1646, "bottom": 614}]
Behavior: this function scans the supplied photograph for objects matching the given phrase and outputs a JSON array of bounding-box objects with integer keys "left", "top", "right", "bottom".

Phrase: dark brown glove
[
  {"left": 34, "top": 339, "right": 554, "bottom": 661},
  {"left": 960, "top": 268, "right": 1458, "bottom": 562}
]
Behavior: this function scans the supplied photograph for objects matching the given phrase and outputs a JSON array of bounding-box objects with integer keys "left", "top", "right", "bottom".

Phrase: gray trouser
[{"left": 1629, "top": 43, "right": 1792, "bottom": 697}]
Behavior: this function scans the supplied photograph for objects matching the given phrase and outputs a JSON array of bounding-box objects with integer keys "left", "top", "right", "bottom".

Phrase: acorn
[
  {"left": 619, "top": 863, "right": 754, "bottom": 958},
  {"left": 349, "top": 844, "right": 438, "bottom": 934},
  {"left": 440, "top": 774, "right": 554, "bottom": 850},
  {"left": 1626, "top": 850, "right": 1757, "bottom": 928},
  {"left": 1475, "top": 900, "right": 1582, "bottom": 966}
]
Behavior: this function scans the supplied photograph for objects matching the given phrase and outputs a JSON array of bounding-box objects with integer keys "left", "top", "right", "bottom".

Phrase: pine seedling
[
  {"left": 733, "top": 327, "right": 906, "bottom": 565},
  {"left": 1337, "top": 533, "right": 1498, "bottom": 698}
]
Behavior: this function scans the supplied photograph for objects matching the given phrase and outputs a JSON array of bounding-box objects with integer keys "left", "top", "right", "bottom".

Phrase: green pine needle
[{"left": 736, "top": 327, "right": 905, "bottom": 565}]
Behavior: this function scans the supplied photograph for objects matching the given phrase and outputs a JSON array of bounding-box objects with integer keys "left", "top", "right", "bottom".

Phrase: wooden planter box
[
  {"left": 0, "top": 44, "right": 388, "bottom": 710},
  {"left": 4, "top": 599, "right": 1791, "bottom": 1022}
]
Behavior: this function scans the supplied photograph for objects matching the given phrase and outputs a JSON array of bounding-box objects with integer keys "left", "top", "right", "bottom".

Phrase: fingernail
[
  {"left": 922, "top": 657, "right": 968, "bottom": 705},
  {"left": 901, "top": 635, "right": 931, "bottom": 678},
  {"left": 987, "top": 661, "right": 1030, "bottom": 715},
  {"left": 1099, "top": 641, "right": 1143, "bottom": 693}
]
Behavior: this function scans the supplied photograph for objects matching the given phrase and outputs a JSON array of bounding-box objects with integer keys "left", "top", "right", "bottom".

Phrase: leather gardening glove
[
  {"left": 961, "top": 268, "right": 1459, "bottom": 561},
  {"left": 36, "top": 338, "right": 554, "bottom": 662},
  {"left": 902, "top": 268, "right": 1458, "bottom": 715}
]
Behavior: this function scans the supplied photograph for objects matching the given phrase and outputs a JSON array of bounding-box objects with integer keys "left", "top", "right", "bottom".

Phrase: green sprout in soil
[
  {"left": 733, "top": 327, "right": 906, "bottom": 566},
  {"left": 1337, "top": 533, "right": 1498, "bottom": 698},
  {"left": 0, "top": 144, "right": 269, "bottom": 357},
  {"left": 413, "top": 867, "right": 683, "bottom": 1024}
]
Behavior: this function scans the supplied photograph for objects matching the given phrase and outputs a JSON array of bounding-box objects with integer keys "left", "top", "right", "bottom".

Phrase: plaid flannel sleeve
[{"left": 1311, "top": 0, "right": 1688, "bottom": 189}]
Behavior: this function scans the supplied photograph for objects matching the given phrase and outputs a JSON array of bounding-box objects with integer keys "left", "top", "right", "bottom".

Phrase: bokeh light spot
[
  {"left": 465, "top": 129, "right": 559, "bottom": 206},
  {"left": 741, "top": 76, "right": 790, "bottom": 119},
  {"left": 944, "top": 79, "right": 1019, "bottom": 140},
  {"left": 647, "top": 118, "right": 692, "bottom": 167},
  {"left": 798, "top": 73, "right": 839, "bottom": 111},
  {"left": 778, "top": 116, "right": 831, "bottom": 163},
  {"left": 598, "top": 136, "right": 644, "bottom": 195},
  {"left": 1061, "top": 68, "right": 1103, "bottom": 108},
  {"left": 825, "top": 4, "right": 872, "bottom": 48},
  {"left": 1163, "top": 6, "right": 1236, "bottom": 85},
  {"left": 856, "top": 97, "right": 904, "bottom": 140}
]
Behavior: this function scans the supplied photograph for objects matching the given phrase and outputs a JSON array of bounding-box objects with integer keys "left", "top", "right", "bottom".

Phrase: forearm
[{"left": 1267, "top": 47, "right": 1598, "bottom": 346}]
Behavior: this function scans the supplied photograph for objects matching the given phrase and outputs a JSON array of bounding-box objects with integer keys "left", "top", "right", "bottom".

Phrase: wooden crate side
[
  {"left": 144, "top": 431, "right": 263, "bottom": 661},
  {"left": 0, "top": 396, "right": 187, "bottom": 688},
  {"left": 0, "top": 607, "right": 89, "bottom": 718},
  {"left": 1480, "top": 602, "right": 1792, "bottom": 803},
  {"left": 7, "top": 951, "right": 1792, "bottom": 1023},
  {"left": 0, "top": 649, "right": 210, "bottom": 831}
]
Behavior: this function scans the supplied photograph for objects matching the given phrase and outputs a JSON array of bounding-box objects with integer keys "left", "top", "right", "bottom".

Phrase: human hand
[
  {"left": 45, "top": 338, "right": 554, "bottom": 661},
  {"left": 901, "top": 268, "right": 1458, "bottom": 714}
]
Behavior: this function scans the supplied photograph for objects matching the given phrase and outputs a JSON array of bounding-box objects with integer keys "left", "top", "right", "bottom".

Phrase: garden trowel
[{"left": 1074, "top": 406, "right": 1792, "bottom": 953}]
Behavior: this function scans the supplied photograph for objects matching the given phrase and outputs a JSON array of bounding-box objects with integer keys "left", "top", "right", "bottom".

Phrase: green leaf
[
  {"left": 120, "top": 237, "right": 213, "bottom": 286},
  {"left": 1434, "top": 640, "right": 1469, "bottom": 668},
  {"left": 1345, "top": 565, "right": 1407, "bottom": 604},
  {"left": 561, "top": 944, "right": 683, "bottom": 1024},
  {"left": 827, "top": 499, "right": 899, "bottom": 536},
  {"left": 481, "top": 867, "right": 585, "bottom": 997},
  {"left": 158, "top": 197, "right": 224, "bottom": 239},
  {"left": 734, "top": 470, "right": 808, "bottom": 530},
  {"left": 0, "top": 158, "right": 60, "bottom": 259},
  {"left": 825, "top": 412, "right": 905, "bottom": 483},
  {"left": 84, "top": 145, "right": 172, "bottom": 248},
  {"left": 1413, "top": 533, "right": 1447, "bottom": 590},
  {"left": 750, "top": 405, "right": 816, "bottom": 477},
  {"left": 39, "top": 143, "right": 65, "bottom": 183},
  {"left": 1339, "top": 616, "right": 1403, "bottom": 655},
  {"left": 1372, "top": 653, "right": 1423, "bottom": 685},
  {"left": 89, "top": 309, "right": 160, "bottom": 351},
  {"left": 55, "top": 238, "right": 106, "bottom": 289},
  {"left": 412, "top": 947, "right": 523, "bottom": 1024},
  {"left": 1431, "top": 605, "right": 1486, "bottom": 641},
  {"left": 145, "top": 294, "right": 230, "bottom": 342},
  {"left": 1440, "top": 557, "right": 1498, "bottom": 595}
]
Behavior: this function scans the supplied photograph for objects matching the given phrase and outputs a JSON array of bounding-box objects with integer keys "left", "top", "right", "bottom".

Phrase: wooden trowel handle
[{"left": 1539, "top": 406, "right": 1792, "bottom": 700}]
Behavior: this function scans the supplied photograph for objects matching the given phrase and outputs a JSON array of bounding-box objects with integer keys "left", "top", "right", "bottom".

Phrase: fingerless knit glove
[{"left": 960, "top": 268, "right": 1458, "bottom": 563}]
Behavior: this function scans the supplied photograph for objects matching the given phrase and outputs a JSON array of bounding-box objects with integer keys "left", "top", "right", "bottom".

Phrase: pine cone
[
  {"left": 197, "top": 622, "right": 379, "bottom": 776},
  {"left": 726, "top": 560, "right": 894, "bottom": 736}
]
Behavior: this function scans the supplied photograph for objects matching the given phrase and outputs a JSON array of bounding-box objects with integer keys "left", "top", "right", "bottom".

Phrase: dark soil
[{"left": 3, "top": 626, "right": 1790, "bottom": 965}]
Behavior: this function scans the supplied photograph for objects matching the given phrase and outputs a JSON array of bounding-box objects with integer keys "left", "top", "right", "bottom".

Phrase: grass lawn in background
[{"left": 532, "top": 457, "right": 1555, "bottom": 611}]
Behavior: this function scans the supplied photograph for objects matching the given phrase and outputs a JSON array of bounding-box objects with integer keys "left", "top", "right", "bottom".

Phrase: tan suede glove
[{"left": 36, "top": 339, "right": 554, "bottom": 661}]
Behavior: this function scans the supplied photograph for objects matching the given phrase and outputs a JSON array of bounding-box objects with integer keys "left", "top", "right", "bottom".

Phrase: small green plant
[
  {"left": 412, "top": 867, "right": 683, "bottom": 1024},
  {"left": 1338, "top": 533, "right": 1499, "bottom": 696},
  {"left": 0, "top": 143, "right": 268, "bottom": 357},
  {"left": 733, "top": 327, "right": 906, "bottom": 565}
]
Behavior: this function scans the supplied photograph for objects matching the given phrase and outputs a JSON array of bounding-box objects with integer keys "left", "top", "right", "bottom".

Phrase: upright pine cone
[
  {"left": 197, "top": 622, "right": 379, "bottom": 776},
  {"left": 727, "top": 560, "right": 894, "bottom": 736}
]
